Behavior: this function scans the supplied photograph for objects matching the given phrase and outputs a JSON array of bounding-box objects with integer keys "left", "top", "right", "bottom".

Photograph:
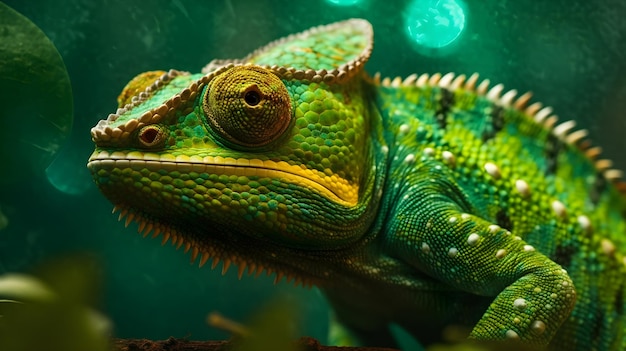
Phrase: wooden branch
[{"left": 113, "top": 337, "right": 399, "bottom": 351}]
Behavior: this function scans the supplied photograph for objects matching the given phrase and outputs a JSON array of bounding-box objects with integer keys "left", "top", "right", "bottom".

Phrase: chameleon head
[{"left": 87, "top": 19, "right": 382, "bottom": 277}]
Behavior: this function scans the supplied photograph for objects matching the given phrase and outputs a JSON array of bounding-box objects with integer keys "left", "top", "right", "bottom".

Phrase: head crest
[{"left": 203, "top": 19, "right": 373, "bottom": 84}]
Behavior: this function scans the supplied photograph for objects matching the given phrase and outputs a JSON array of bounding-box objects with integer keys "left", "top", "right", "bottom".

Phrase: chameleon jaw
[
  {"left": 88, "top": 149, "right": 364, "bottom": 289},
  {"left": 87, "top": 150, "right": 360, "bottom": 207}
]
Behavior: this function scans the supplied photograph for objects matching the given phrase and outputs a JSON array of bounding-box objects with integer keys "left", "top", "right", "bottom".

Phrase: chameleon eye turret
[{"left": 202, "top": 65, "right": 292, "bottom": 149}]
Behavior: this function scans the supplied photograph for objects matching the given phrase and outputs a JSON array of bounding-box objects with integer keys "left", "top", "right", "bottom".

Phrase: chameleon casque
[{"left": 88, "top": 19, "right": 626, "bottom": 349}]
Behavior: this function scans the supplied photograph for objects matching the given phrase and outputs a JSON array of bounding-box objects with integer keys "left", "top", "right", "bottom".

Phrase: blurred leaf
[
  {"left": 0, "top": 273, "right": 56, "bottom": 301},
  {"left": 0, "top": 3, "right": 73, "bottom": 184},
  {"left": 34, "top": 254, "right": 103, "bottom": 307},
  {"left": 0, "top": 255, "right": 110, "bottom": 351},
  {"left": 231, "top": 298, "right": 302, "bottom": 351}
]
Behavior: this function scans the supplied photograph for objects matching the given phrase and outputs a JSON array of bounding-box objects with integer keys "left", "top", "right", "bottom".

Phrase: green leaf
[
  {"left": 232, "top": 298, "right": 302, "bottom": 351},
  {"left": 0, "top": 3, "right": 73, "bottom": 184},
  {"left": 0, "top": 255, "right": 110, "bottom": 351}
]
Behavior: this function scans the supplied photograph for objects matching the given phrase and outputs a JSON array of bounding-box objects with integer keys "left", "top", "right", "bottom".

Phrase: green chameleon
[{"left": 88, "top": 19, "right": 626, "bottom": 350}]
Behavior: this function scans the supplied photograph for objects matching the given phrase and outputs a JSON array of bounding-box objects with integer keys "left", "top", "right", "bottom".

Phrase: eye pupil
[
  {"left": 244, "top": 90, "right": 261, "bottom": 106},
  {"left": 140, "top": 127, "right": 159, "bottom": 144}
]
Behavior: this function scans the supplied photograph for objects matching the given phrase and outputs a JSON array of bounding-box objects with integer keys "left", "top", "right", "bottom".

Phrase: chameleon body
[{"left": 88, "top": 19, "right": 626, "bottom": 349}]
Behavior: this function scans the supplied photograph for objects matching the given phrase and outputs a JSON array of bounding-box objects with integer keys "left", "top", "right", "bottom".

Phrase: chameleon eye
[
  {"left": 202, "top": 65, "right": 292, "bottom": 148},
  {"left": 137, "top": 125, "right": 167, "bottom": 148}
]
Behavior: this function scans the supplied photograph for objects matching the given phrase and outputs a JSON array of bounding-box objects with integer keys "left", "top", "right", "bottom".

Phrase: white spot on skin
[
  {"left": 448, "top": 248, "right": 458, "bottom": 257},
  {"left": 467, "top": 233, "right": 480, "bottom": 246},
  {"left": 515, "top": 179, "right": 531, "bottom": 198},
  {"left": 484, "top": 162, "right": 501, "bottom": 179},
  {"left": 601, "top": 238, "right": 616, "bottom": 256},
  {"left": 524, "top": 245, "right": 535, "bottom": 252},
  {"left": 551, "top": 200, "right": 567, "bottom": 218},
  {"left": 423, "top": 147, "right": 435, "bottom": 156},
  {"left": 513, "top": 298, "right": 527, "bottom": 310},
  {"left": 399, "top": 124, "right": 410, "bottom": 134},
  {"left": 488, "top": 224, "right": 500, "bottom": 233},
  {"left": 577, "top": 215, "right": 592, "bottom": 233},
  {"left": 404, "top": 154, "right": 415, "bottom": 163},
  {"left": 449, "top": 216, "right": 457, "bottom": 223},
  {"left": 461, "top": 213, "right": 470, "bottom": 220},
  {"left": 381, "top": 145, "right": 389, "bottom": 154},
  {"left": 505, "top": 330, "right": 519, "bottom": 339},
  {"left": 421, "top": 242, "right": 431, "bottom": 253},
  {"left": 496, "top": 249, "right": 507, "bottom": 259},
  {"left": 532, "top": 320, "right": 546, "bottom": 335},
  {"left": 442, "top": 151, "right": 455, "bottom": 166}
]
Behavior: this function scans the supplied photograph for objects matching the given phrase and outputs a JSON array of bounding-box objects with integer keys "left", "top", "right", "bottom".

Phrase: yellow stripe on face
[{"left": 89, "top": 150, "right": 359, "bottom": 207}]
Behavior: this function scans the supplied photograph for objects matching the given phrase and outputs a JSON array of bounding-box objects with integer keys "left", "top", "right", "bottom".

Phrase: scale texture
[{"left": 88, "top": 19, "right": 626, "bottom": 350}]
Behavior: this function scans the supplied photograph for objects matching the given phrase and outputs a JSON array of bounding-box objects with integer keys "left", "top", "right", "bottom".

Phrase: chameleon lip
[{"left": 87, "top": 150, "right": 359, "bottom": 206}]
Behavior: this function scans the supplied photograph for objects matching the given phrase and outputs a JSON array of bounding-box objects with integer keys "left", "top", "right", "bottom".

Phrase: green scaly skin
[{"left": 88, "top": 19, "right": 626, "bottom": 350}]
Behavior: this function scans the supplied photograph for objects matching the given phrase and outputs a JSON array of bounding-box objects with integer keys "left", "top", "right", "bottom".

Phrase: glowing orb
[
  {"left": 404, "top": 0, "right": 467, "bottom": 52},
  {"left": 325, "top": 0, "right": 362, "bottom": 6}
]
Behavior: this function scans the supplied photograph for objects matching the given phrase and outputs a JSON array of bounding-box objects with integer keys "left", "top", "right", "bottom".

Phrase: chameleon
[{"left": 87, "top": 19, "right": 626, "bottom": 350}]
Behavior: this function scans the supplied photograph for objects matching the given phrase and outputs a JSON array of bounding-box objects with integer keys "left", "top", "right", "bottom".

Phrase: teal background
[{"left": 1, "top": 0, "right": 626, "bottom": 346}]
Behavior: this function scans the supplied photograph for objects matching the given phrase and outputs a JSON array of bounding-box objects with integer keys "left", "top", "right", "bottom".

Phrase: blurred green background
[{"left": 1, "top": 0, "right": 626, "bottom": 346}]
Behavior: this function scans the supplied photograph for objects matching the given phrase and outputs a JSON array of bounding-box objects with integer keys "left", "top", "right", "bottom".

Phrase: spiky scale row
[
  {"left": 375, "top": 70, "right": 626, "bottom": 193},
  {"left": 113, "top": 204, "right": 313, "bottom": 288}
]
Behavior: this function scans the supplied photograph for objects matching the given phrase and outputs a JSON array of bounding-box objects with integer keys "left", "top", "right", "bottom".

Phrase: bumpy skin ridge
[{"left": 88, "top": 19, "right": 626, "bottom": 350}]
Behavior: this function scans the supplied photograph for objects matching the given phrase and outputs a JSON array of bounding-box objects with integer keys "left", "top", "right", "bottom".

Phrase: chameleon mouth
[{"left": 87, "top": 150, "right": 359, "bottom": 206}]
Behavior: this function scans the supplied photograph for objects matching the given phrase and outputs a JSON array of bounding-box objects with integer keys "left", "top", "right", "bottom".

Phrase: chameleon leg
[{"left": 385, "top": 180, "right": 577, "bottom": 346}]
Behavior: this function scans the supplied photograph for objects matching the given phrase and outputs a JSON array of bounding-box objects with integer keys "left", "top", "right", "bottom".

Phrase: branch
[{"left": 113, "top": 337, "right": 399, "bottom": 351}]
